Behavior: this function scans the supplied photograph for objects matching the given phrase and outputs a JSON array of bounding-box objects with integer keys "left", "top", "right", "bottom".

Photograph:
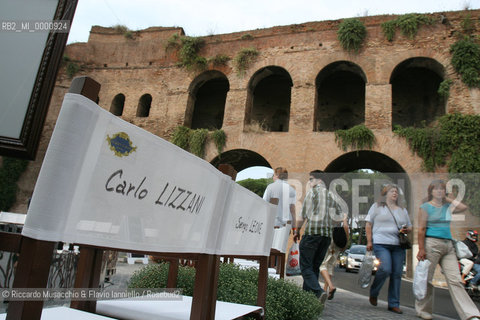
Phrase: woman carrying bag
[
  {"left": 365, "top": 184, "right": 412, "bottom": 314},
  {"left": 416, "top": 179, "right": 480, "bottom": 320}
]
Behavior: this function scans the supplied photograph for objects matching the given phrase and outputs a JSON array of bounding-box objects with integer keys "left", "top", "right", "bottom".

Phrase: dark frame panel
[{"left": 0, "top": 0, "right": 78, "bottom": 160}]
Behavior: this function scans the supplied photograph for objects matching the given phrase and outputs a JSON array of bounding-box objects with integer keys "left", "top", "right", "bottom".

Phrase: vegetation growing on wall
[
  {"left": 450, "top": 36, "right": 480, "bottom": 88},
  {"left": 337, "top": 18, "right": 367, "bottom": 53},
  {"left": 460, "top": 13, "right": 476, "bottom": 35},
  {"left": 208, "top": 54, "right": 230, "bottom": 66},
  {"left": 394, "top": 114, "right": 480, "bottom": 214},
  {"left": 334, "top": 124, "right": 375, "bottom": 151},
  {"left": 166, "top": 35, "right": 207, "bottom": 71},
  {"left": 63, "top": 55, "right": 80, "bottom": 79},
  {"left": 381, "top": 14, "right": 434, "bottom": 41},
  {"left": 394, "top": 114, "right": 480, "bottom": 172},
  {"left": 234, "top": 48, "right": 259, "bottom": 75},
  {"left": 189, "top": 128, "right": 209, "bottom": 158},
  {"left": 437, "top": 79, "right": 453, "bottom": 99},
  {"left": 211, "top": 129, "right": 227, "bottom": 155},
  {"left": 0, "top": 157, "right": 29, "bottom": 211},
  {"left": 170, "top": 126, "right": 227, "bottom": 159},
  {"left": 112, "top": 24, "right": 134, "bottom": 39},
  {"left": 129, "top": 262, "right": 324, "bottom": 320}
]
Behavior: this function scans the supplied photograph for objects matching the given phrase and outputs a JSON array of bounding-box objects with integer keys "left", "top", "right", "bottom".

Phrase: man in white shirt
[{"left": 263, "top": 167, "right": 297, "bottom": 231}]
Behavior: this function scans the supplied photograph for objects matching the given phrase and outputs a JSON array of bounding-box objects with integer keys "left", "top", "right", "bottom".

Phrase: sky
[{"left": 67, "top": 0, "right": 480, "bottom": 44}]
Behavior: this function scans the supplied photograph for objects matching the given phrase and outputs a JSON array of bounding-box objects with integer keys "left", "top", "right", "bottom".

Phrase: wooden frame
[{"left": 0, "top": 0, "right": 78, "bottom": 160}]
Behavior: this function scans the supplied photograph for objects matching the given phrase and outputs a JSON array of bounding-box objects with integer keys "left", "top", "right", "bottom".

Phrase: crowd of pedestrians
[{"left": 263, "top": 168, "right": 480, "bottom": 320}]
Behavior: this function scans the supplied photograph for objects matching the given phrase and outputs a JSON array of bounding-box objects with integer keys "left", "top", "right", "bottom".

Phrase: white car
[{"left": 345, "top": 244, "right": 379, "bottom": 273}]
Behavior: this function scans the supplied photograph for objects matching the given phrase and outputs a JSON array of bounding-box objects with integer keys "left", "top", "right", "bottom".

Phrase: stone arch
[
  {"left": 210, "top": 149, "right": 271, "bottom": 173},
  {"left": 110, "top": 93, "right": 125, "bottom": 116},
  {"left": 245, "top": 66, "right": 293, "bottom": 132},
  {"left": 314, "top": 61, "right": 367, "bottom": 131},
  {"left": 390, "top": 57, "right": 446, "bottom": 128},
  {"left": 185, "top": 70, "right": 229, "bottom": 130},
  {"left": 324, "top": 150, "right": 413, "bottom": 275},
  {"left": 136, "top": 94, "right": 152, "bottom": 117}
]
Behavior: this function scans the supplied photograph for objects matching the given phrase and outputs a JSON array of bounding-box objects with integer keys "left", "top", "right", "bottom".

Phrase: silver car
[{"left": 345, "top": 244, "right": 379, "bottom": 273}]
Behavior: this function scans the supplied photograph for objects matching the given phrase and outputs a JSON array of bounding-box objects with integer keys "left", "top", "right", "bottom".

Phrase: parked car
[
  {"left": 345, "top": 244, "right": 379, "bottom": 273},
  {"left": 338, "top": 249, "right": 349, "bottom": 268}
]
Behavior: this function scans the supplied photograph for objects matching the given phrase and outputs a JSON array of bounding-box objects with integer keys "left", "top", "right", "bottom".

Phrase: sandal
[{"left": 328, "top": 288, "right": 336, "bottom": 300}]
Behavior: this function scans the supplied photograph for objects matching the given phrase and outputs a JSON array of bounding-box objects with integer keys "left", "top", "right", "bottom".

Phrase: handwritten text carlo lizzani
[{"left": 105, "top": 169, "right": 205, "bottom": 214}]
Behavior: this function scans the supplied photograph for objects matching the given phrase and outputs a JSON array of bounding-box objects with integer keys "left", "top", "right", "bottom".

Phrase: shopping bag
[
  {"left": 286, "top": 241, "right": 301, "bottom": 276},
  {"left": 413, "top": 259, "right": 431, "bottom": 300},
  {"left": 358, "top": 250, "right": 374, "bottom": 288}
]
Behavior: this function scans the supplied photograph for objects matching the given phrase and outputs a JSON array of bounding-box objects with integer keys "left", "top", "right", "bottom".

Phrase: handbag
[
  {"left": 332, "top": 226, "right": 348, "bottom": 248},
  {"left": 386, "top": 206, "right": 412, "bottom": 250}
]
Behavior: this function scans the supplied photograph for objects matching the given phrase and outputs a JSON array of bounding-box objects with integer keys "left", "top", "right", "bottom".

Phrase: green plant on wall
[
  {"left": 170, "top": 126, "right": 191, "bottom": 150},
  {"left": 166, "top": 35, "right": 207, "bottom": 72},
  {"left": 234, "top": 47, "right": 259, "bottom": 75},
  {"left": 66, "top": 62, "right": 80, "bottom": 78},
  {"left": 334, "top": 124, "right": 375, "bottom": 151},
  {"left": 211, "top": 129, "right": 227, "bottom": 155},
  {"left": 189, "top": 128, "right": 209, "bottom": 158},
  {"left": 208, "top": 54, "right": 230, "bottom": 66},
  {"left": 170, "top": 126, "right": 227, "bottom": 159},
  {"left": 437, "top": 79, "right": 453, "bottom": 99},
  {"left": 450, "top": 36, "right": 480, "bottom": 88},
  {"left": 460, "top": 13, "right": 476, "bottom": 35},
  {"left": 394, "top": 114, "right": 480, "bottom": 172},
  {"left": 381, "top": 14, "right": 434, "bottom": 41},
  {"left": 394, "top": 114, "right": 480, "bottom": 215},
  {"left": 0, "top": 157, "right": 29, "bottom": 211},
  {"left": 337, "top": 18, "right": 367, "bottom": 53}
]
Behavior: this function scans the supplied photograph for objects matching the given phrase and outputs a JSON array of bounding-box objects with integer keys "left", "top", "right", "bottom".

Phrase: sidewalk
[{"left": 110, "top": 261, "right": 457, "bottom": 320}]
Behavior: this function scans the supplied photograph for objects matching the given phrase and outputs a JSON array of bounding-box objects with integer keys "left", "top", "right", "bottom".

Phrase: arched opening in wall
[
  {"left": 136, "top": 94, "right": 152, "bottom": 117},
  {"left": 390, "top": 57, "right": 445, "bottom": 128},
  {"left": 211, "top": 149, "right": 271, "bottom": 196},
  {"left": 185, "top": 71, "right": 229, "bottom": 130},
  {"left": 245, "top": 66, "right": 293, "bottom": 132},
  {"left": 314, "top": 61, "right": 366, "bottom": 131},
  {"left": 110, "top": 94, "right": 125, "bottom": 116},
  {"left": 210, "top": 149, "right": 271, "bottom": 174},
  {"left": 324, "top": 150, "right": 413, "bottom": 276}
]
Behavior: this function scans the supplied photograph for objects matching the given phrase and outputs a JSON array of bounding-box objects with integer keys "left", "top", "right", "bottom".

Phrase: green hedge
[{"left": 128, "top": 262, "right": 323, "bottom": 320}]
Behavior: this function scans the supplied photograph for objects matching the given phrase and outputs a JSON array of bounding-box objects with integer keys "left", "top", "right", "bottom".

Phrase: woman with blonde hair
[
  {"left": 366, "top": 184, "right": 412, "bottom": 314},
  {"left": 416, "top": 179, "right": 480, "bottom": 320}
]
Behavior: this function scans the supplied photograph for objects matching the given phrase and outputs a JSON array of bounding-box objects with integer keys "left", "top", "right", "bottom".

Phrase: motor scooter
[{"left": 459, "top": 260, "right": 480, "bottom": 301}]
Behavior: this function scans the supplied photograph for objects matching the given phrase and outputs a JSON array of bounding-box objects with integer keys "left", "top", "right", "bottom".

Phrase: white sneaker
[
  {"left": 319, "top": 292, "right": 327, "bottom": 304},
  {"left": 416, "top": 312, "right": 433, "bottom": 320}
]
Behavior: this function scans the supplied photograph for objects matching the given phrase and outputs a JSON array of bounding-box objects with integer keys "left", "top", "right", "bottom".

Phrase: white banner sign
[{"left": 23, "top": 93, "right": 275, "bottom": 256}]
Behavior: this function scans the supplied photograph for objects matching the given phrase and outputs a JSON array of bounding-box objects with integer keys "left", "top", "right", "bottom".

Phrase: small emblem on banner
[{"left": 107, "top": 132, "right": 137, "bottom": 157}]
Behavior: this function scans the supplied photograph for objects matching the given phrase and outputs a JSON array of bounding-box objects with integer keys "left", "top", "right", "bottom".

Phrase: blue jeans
[
  {"left": 370, "top": 244, "right": 405, "bottom": 308},
  {"left": 471, "top": 263, "right": 480, "bottom": 285},
  {"left": 299, "top": 235, "right": 331, "bottom": 297}
]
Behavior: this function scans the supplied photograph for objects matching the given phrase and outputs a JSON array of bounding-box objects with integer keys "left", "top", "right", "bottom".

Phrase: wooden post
[
  {"left": 190, "top": 254, "right": 220, "bottom": 320},
  {"left": 167, "top": 259, "right": 179, "bottom": 288},
  {"left": 68, "top": 76, "right": 101, "bottom": 103},
  {"left": 70, "top": 247, "right": 104, "bottom": 312},
  {"left": 6, "top": 237, "right": 56, "bottom": 320},
  {"left": 257, "top": 256, "right": 269, "bottom": 311}
]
